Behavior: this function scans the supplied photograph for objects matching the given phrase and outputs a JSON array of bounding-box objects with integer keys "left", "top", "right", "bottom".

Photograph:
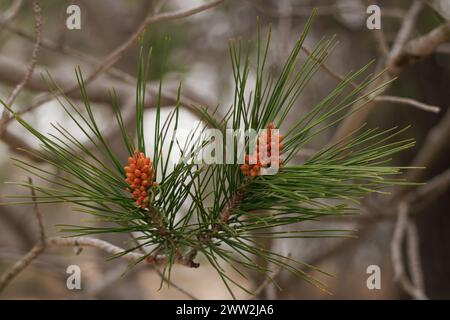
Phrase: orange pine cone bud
[{"left": 124, "top": 151, "right": 156, "bottom": 209}]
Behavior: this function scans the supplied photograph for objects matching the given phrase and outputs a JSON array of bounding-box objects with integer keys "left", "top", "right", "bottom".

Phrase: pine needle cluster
[{"left": 1, "top": 15, "right": 415, "bottom": 297}]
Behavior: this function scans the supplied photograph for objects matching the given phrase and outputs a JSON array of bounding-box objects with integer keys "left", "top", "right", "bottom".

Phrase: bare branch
[
  {"left": 0, "top": 0, "right": 23, "bottom": 24},
  {"left": 406, "top": 221, "right": 426, "bottom": 297},
  {"left": 391, "top": 21, "right": 450, "bottom": 74},
  {"left": 0, "top": 233, "right": 204, "bottom": 295},
  {"left": 406, "top": 168, "right": 450, "bottom": 210},
  {"left": 388, "top": 0, "right": 426, "bottom": 65},
  {"left": 0, "top": 0, "right": 42, "bottom": 136},
  {"left": 405, "top": 108, "right": 450, "bottom": 183},
  {"left": 375, "top": 95, "right": 441, "bottom": 113},
  {"left": 27, "top": 177, "right": 45, "bottom": 243},
  {"left": 331, "top": 1, "right": 450, "bottom": 142},
  {"left": 390, "top": 203, "right": 428, "bottom": 299},
  {"left": 0, "top": 242, "right": 45, "bottom": 294},
  {"left": 372, "top": 28, "right": 390, "bottom": 57}
]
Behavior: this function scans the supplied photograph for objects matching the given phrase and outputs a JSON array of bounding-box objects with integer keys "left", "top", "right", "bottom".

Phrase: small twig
[
  {"left": 331, "top": 0, "right": 441, "bottom": 143},
  {"left": 392, "top": 21, "right": 450, "bottom": 74},
  {"left": 28, "top": 177, "right": 45, "bottom": 243},
  {"left": 403, "top": 168, "right": 450, "bottom": 213},
  {"left": 303, "top": 45, "right": 443, "bottom": 116},
  {"left": 0, "top": 235, "right": 142, "bottom": 294},
  {"left": 0, "top": 242, "right": 45, "bottom": 294},
  {"left": 366, "top": 0, "right": 389, "bottom": 57},
  {"left": 390, "top": 202, "right": 428, "bottom": 300},
  {"left": 405, "top": 108, "right": 450, "bottom": 183},
  {"left": 388, "top": 0, "right": 426, "bottom": 66},
  {"left": 0, "top": 0, "right": 42, "bottom": 136},
  {"left": 406, "top": 221, "right": 426, "bottom": 296},
  {"left": 372, "top": 28, "right": 390, "bottom": 57},
  {"left": 45, "top": 236, "right": 143, "bottom": 261},
  {"left": 0, "top": 0, "right": 23, "bottom": 24},
  {"left": 375, "top": 95, "right": 441, "bottom": 113},
  {"left": 301, "top": 45, "right": 358, "bottom": 89}
]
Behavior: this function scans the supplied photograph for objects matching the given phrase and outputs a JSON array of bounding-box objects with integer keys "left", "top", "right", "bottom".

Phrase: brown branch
[
  {"left": 388, "top": 0, "right": 426, "bottom": 65},
  {"left": 0, "top": 242, "right": 45, "bottom": 294},
  {"left": 28, "top": 177, "right": 45, "bottom": 243},
  {"left": 365, "top": 0, "right": 389, "bottom": 57},
  {"left": 0, "top": 0, "right": 42, "bottom": 136},
  {"left": 0, "top": 0, "right": 23, "bottom": 24},
  {"left": 301, "top": 47, "right": 440, "bottom": 119},
  {"left": 390, "top": 203, "right": 428, "bottom": 299},
  {"left": 391, "top": 21, "right": 450, "bottom": 74},
  {"left": 405, "top": 168, "right": 450, "bottom": 211},
  {"left": 331, "top": 1, "right": 450, "bottom": 142},
  {"left": 404, "top": 108, "right": 450, "bottom": 184},
  {"left": 375, "top": 95, "right": 441, "bottom": 113},
  {"left": 406, "top": 220, "right": 426, "bottom": 297}
]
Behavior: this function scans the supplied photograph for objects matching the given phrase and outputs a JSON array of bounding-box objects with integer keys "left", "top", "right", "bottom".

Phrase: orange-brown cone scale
[
  {"left": 124, "top": 151, "right": 157, "bottom": 209},
  {"left": 240, "top": 123, "right": 284, "bottom": 177}
]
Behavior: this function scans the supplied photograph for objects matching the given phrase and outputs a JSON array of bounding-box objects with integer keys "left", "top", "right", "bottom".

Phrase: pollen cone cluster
[
  {"left": 240, "top": 123, "right": 283, "bottom": 177},
  {"left": 124, "top": 151, "right": 156, "bottom": 209}
]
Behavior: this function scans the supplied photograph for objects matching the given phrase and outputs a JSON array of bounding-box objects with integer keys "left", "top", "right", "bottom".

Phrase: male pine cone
[{"left": 124, "top": 151, "right": 157, "bottom": 209}]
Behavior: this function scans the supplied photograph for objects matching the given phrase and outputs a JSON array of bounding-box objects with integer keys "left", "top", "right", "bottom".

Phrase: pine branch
[{"left": 0, "top": 13, "right": 416, "bottom": 298}]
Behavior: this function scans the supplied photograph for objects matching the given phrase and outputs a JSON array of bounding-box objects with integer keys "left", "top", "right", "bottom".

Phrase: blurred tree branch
[
  {"left": 0, "top": 0, "right": 42, "bottom": 136},
  {"left": 0, "top": 0, "right": 23, "bottom": 24}
]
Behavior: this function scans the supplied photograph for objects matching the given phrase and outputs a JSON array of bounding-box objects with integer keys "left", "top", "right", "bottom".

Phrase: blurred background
[{"left": 0, "top": 0, "right": 449, "bottom": 299}]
